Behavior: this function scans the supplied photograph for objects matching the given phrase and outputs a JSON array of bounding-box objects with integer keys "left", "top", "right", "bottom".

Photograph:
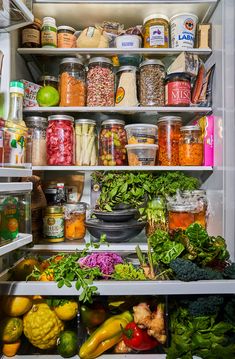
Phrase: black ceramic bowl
[
  {"left": 92, "top": 209, "right": 138, "bottom": 222},
  {"left": 85, "top": 219, "right": 146, "bottom": 243}
]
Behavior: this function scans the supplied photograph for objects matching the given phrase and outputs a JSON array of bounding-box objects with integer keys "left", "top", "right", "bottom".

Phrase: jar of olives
[{"left": 99, "top": 119, "right": 127, "bottom": 166}]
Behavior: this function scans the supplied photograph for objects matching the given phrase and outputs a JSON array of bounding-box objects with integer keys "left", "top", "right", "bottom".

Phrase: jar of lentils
[
  {"left": 179, "top": 125, "right": 203, "bottom": 166},
  {"left": 87, "top": 57, "right": 115, "bottom": 107},
  {"left": 25, "top": 116, "right": 47, "bottom": 166},
  {"left": 139, "top": 59, "right": 165, "bottom": 106}
]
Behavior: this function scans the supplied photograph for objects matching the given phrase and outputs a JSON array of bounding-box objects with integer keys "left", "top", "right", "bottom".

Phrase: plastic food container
[
  {"left": 143, "top": 14, "right": 169, "bottom": 48},
  {"left": 126, "top": 144, "right": 157, "bottom": 166},
  {"left": 115, "top": 35, "right": 142, "bottom": 49},
  {"left": 125, "top": 124, "right": 158, "bottom": 144},
  {"left": 179, "top": 125, "right": 203, "bottom": 165},
  {"left": 170, "top": 13, "right": 198, "bottom": 49}
]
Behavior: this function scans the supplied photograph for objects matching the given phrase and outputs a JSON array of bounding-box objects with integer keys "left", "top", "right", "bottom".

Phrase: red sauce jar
[{"left": 165, "top": 73, "right": 191, "bottom": 106}]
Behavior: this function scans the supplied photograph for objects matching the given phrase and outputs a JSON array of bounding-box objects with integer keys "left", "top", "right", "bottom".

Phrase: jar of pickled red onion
[{"left": 46, "top": 115, "right": 75, "bottom": 165}]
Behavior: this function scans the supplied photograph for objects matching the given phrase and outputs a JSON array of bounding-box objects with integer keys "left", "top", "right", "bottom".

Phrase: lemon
[
  {"left": 2, "top": 296, "right": 33, "bottom": 317},
  {"left": 36, "top": 86, "right": 60, "bottom": 107},
  {"left": 54, "top": 300, "right": 78, "bottom": 321},
  {"left": 0, "top": 317, "right": 23, "bottom": 343}
]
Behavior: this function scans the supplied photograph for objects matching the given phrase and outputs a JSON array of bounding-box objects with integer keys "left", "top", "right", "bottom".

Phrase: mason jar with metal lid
[
  {"left": 38, "top": 75, "right": 59, "bottom": 90},
  {"left": 181, "top": 189, "right": 208, "bottom": 228},
  {"left": 167, "top": 202, "right": 196, "bottom": 232},
  {"left": 25, "top": 116, "right": 47, "bottom": 166},
  {"left": 157, "top": 116, "right": 182, "bottom": 166},
  {"left": 87, "top": 57, "right": 115, "bottom": 106},
  {"left": 43, "top": 205, "right": 64, "bottom": 242},
  {"left": 75, "top": 119, "right": 98, "bottom": 166},
  {"left": 46, "top": 115, "right": 75, "bottom": 166},
  {"left": 115, "top": 66, "right": 138, "bottom": 107},
  {"left": 99, "top": 119, "right": 127, "bottom": 166},
  {"left": 64, "top": 202, "right": 86, "bottom": 240},
  {"left": 139, "top": 59, "right": 165, "bottom": 106},
  {"left": 59, "top": 57, "right": 86, "bottom": 107},
  {"left": 179, "top": 125, "right": 203, "bottom": 166}
]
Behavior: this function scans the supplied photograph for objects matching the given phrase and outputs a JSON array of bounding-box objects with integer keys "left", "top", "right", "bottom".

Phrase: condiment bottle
[
  {"left": 41, "top": 17, "right": 57, "bottom": 48},
  {"left": 22, "top": 18, "right": 42, "bottom": 48},
  {"left": 43, "top": 205, "right": 64, "bottom": 242}
]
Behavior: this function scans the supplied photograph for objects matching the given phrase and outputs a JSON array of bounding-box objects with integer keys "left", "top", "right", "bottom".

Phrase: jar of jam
[
  {"left": 64, "top": 203, "right": 86, "bottom": 240},
  {"left": 57, "top": 26, "right": 76, "bottom": 48},
  {"left": 181, "top": 190, "right": 208, "bottom": 228},
  {"left": 168, "top": 203, "right": 196, "bottom": 232},
  {"left": 157, "top": 116, "right": 182, "bottom": 166},
  {"left": 179, "top": 125, "right": 203, "bottom": 165},
  {"left": 38, "top": 75, "right": 59, "bottom": 90},
  {"left": 43, "top": 205, "right": 64, "bottom": 242},
  {"left": 99, "top": 119, "right": 127, "bottom": 166},
  {"left": 22, "top": 18, "right": 42, "bottom": 48},
  {"left": 143, "top": 14, "right": 169, "bottom": 48},
  {"left": 165, "top": 72, "right": 191, "bottom": 106}
]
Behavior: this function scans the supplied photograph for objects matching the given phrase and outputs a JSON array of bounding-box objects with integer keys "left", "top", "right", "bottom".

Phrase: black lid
[{"left": 165, "top": 72, "right": 191, "bottom": 81}]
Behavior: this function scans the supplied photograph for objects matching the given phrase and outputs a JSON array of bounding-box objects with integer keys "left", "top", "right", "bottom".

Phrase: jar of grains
[
  {"left": 43, "top": 205, "right": 64, "bottom": 242},
  {"left": 157, "top": 116, "right": 182, "bottom": 166},
  {"left": 25, "top": 116, "right": 47, "bottom": 166},
  {"left": 46, "top": 115, "right": 75, "bottom": 166},
  {"left": 181, "top": 190, "right": 208, "bottom": 228},
  {"left": 75, "top": 119, "right": 98, "bottom": 166},
  {"left": 179, "top": 125, "right": 203, "bottom": 165},
  {"left": 22, "top": 18, "right": 42, "bottom": 48},
  {"left": 64, "top": 203, "right": 86, "bottom": 240},
  {"left": 167, "top": 203, "right": 196, "bottom": 232},
  {"left": 59, "top": 58, "right": 86, "bottom": 107},
  {"left": 165, "top": 72, "right": 191, "bottom": 106},
  {"left": 38, "top": 75, "right": 59, "bottom": 90},
  {"left": 99, "top": 119, "right": 127, "bottom": 166},
  {"left": 143, "top": 14, "right": 169, "bottom": 48},
  {"left": 87, "top": 57, "right": 115, "bottom": 107},
  {"left": 139, "top": 59, "right": 165, "bottom": 106}
]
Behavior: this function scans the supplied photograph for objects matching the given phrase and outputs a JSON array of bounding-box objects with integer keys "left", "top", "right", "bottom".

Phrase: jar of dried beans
[
  {"left": 25, "top": 116, "right": 47, "bottom": 166},
  {"left": 179, "top": 125, "right": 203, "bottom": 165},
  {"left": 46, "top": 115, "right": 75, "bottom": 166},
  {"left": 64, "top": 203, "right": 86, "bottom": 240},
  {"left": 167, "top": 203, "right": 196, "bottom": 232},
  {"left": 87, "top": 57, "right": 115, "bottom": 107},
  {"left": 165, "top": 72, "right": 191, "bottom": 106},
  {"left": 157, "top": 116, "right": 182, "bottom": 166},
  {"left": 99, "top": 119, "right": 127, "bottom": 166},
  {"left": 139, "top": 59, "right": 165, "bottom": 106},
  {"left": 181, "top": 190, "right": 208, "bottom": 228},
  {"left": 59, "top": 57, "right": 86, "bottom": 107}
]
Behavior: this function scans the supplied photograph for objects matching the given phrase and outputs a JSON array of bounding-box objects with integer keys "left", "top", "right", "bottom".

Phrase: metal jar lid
[
  {"left": 48, "top": 115, "right": 74, "bottom": 122},
  {"left": 116, "top": 66, "right": 138, "bottom": 74},
  {"left": 57, "top": 25, "right": 76, "bottom": 33},
  {"left": 140, "top": 59, "right": 164, "bottom": 68},
  {"left": 167, "top": 203, "right": 197, "bottom": 212},
  {"left": 165, "top": 72, "right": 191, "bottom": 81},
  {"left": 180, "top": 125, "right": 201, "bottom": 132},
  {"left": 101, "top": 119, "right": 125, "bottom": 126},
  {"left": 181, "top": 190, "right": 207, "bottom": 197},
  {"left": 60, "top": 57, "right": 84, "bottom": 66},
  {"left": 45, "top": 206, "right": 63, "bottom": 214},
  {"left": 143, "top": 13, "right": 169, "bottom": 25},
  {"left": 75, "top": 119, "right": 96, "bottom": 126},
  {"left": 25, "top": 116, "right": 47, "bottom": 124},
  {"left": 158, "top": 116, "right": 182, "bottom": 124},
  {"left": 38, "top": 75, "right": 59, "bottom": 83},
  {"left": 65, "top": 203, "right": 87, "bottom": 212},
  {"left": 88, "top": 57, "right": 113, "bottom": 66}
]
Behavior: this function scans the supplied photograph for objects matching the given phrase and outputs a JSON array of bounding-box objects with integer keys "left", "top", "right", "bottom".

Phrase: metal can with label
[{"left": 43, "top": 206, "right": 64, "bottom": 242}]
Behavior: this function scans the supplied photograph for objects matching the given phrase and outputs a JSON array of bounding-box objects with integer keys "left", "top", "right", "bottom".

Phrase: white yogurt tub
[
  {"left": 170, "top": 13, "right": 198, "bottom": 49},
  {"left": 115, "top": 35, "right": 142, "bottom": 49}
]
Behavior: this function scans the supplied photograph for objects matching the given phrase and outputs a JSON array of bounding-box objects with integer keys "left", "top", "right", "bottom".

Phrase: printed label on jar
[
  {"left": 5, "top": 131, "right": 26, "bottom": 166},
  {"left": 43, "top": 216, "right": 64, "bottom": 239},
  {"left": 58, "top": 33, "right": 74, "bottom": 48},
  {"left": 115, "top": 87, "right": 125, "bottom": 104},
  {"left": 42, "top": 30, "right": 57, "bottom": 47},
  {"left": 165, "top": 81, "right": 191, "bottom": 105},
  {"left": 150, "top": 25, "right": 165, "bottom": 46},
  {"left": 139, "top": 157, "right": 155, "bottom": 165},
  {"left": 22, "top": 28, "right": 40, "bottom": 45}
]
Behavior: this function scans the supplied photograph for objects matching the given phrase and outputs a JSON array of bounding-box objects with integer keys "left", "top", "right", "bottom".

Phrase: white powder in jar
[{"left": 32, "top": 138, "right": 47, "bottom": 166}]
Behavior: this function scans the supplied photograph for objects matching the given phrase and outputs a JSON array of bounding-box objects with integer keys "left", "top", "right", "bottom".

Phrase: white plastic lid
[
  {"left": 126, "top": 144, "right": 158, "bottom": 149},
  {"left": 125, "top": 124, "right": 158, "bottom": 130},
  {"left": 143, "top": 14, "right": 169, "bottom": 25},
  {"left": 42, "top": 17, "right": 56, "bottom": 25},
  {"left": 170, "top": 13, "right": 199, "bottom": 23},
  {"left": 57, "top": 25, "right": 76, "bottom": 33}
]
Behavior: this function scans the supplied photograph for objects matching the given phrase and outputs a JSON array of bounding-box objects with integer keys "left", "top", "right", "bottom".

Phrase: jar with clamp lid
[{"left": 25, "top": 116, "right": 47, "bottom": 166}]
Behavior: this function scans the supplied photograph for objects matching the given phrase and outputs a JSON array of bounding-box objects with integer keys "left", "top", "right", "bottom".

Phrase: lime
[
  {"left": 36, "top": 86, "right": 60, "bottom": 107},
  {"left": 57, "top": 331, "right": 77, "bottom": 358}
]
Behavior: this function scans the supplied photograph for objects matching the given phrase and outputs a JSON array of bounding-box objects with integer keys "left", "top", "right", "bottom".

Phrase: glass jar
[
  {"left": 75, "top": 119, "right": 98, "bottom": 166},
  {"left": 46, "top": 115, "right": 75, "bottom": 166},
  {"left": 87, "top": 57, "right": 115, "bottom": 107},
  {"left": 143, "top": 14, "right": 169, "bottom": 48},
  {"left": 181, "top": 190, "right": 208, "bottom": 228},
  {"left": 57, "top": 25, "right": 76, "bottom": 48},
  {"left": 59, "top": 58, "right": 86, "bottom": 107},
  {"left": 99, "top": 119, "right": 127, "bottom": 166},
  {"left": 179, "top": 125, "right": 203, "bottom": 165},
  {"left": 25, "top": 116, "right": 47, "bottom": 166},
  {"left": 64, "top": 203, "right": 86, "bottom": 240},
  {"left": 165, "top": 72, "right": 191, "bottom": 106},
  {"left": 38, "top": 75, "right": 59, "bottom": 90},
  {"left": 43, "top": 205, "right": 64, "bottom": 242},
  {"left": 157, "top": 116, "right": 182, "bottom": 166},
  {"left": 115, "top": 66, "right": 138, "bottom": 107},
  {"left": 139, "top": 59, "right": 165, "bottom": 106},
  {"left": 167, "top": 203, "right": 196, "bottom": 232},
  {"left": 41, "top": 17, "right": 57, "bottom": 48},
  {"left": 22, "top": 18, "right": 42, "bottom": 48}
]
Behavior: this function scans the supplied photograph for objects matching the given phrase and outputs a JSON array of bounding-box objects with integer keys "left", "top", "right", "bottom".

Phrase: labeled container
[
  {"left": 46, "top": 115, "right": 75, "bottom": 166},
  {"left": 165, "top": 72, "right": 191, "bottom": 106},
  {"left": 143, "top": 14, "right": 169, "bottom": 48},
  {"left": 43, "top": 205, "right": 64, "bottom": 242},
  {"left": 115, "top": 66, "right": 138, "bottom": 107},
  {"left": 125, "top": 124, "right": 158, "bottom": 144},
  {"left": 115, "top": 35, "right": 142, "bottom": 49},
  {"left": 99, "top": 119, "right": 127, "bottom": 166},
  {"left": 59, "top": 57, "right": 86, "bottom": 107},
  {"left": 75, "top": 119, "right": 98, "bottom": 166},
  {"left": 179, "top": 125, "right": 203, "bottom": 165},
  {"left": 22, "top": 18, "right": 42, "bottom": 48},
  {"left": 64, "top": 203, "right": 86, "bottom": 240},
  {"left": 57, "top": 25, "right": 76, "bottom": 48},
  {"left": 139, "top": 59, "right": 165, "bottom": 106},
  {"left": 168, "top": 203, "right": 196, "bottom": 232},
  {"left": 170, "top": 13, "right": 198, "bottom": 48},
  {"left": 38, "top": 76, "right": 59, "bottom": 90},
  {"left": 158, "top": 116, "right": 182, "bottom": 166},
  {"left": 25, "top": 116, "right": 47, "bottom": 166},
  {"left": 41, "top": 17, "right": 57, "bottom": 48},
  {"left": 87, "top": 57, "right": 115, "bottom": 107},
  {"left": 0, "top": 196, "right": 19, "bottom": 240},
  {"left": 20, "top": 79, "right": 42, "bottom": 108},
  {"left": 181, "top": 190, "right": 208, "bottom": 228},
  {"left": 126, "top": 144, "right": 157, "bottom": 166}
]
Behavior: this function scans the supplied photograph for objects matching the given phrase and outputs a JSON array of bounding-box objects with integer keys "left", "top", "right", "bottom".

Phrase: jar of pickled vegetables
[
  {"left": 75, "top": 119, "right": 98, "bottom": 166},
  {"left": 46, "top": 115, "right": 75, "bottom": 166},
  {"left": 179, "top": 125, "right": 203, "bottom": 166},
  {"left": 64, "top": 203, "right": 86, "bottom": 240},
  {"left": 181, "top": 190, "right": 208, "bottom": 228},
  {"left": 157, "top": 116, "right": 182, "bottom": 166},
  {"left": 99, "top": 119, "right": 127, "bottom": 166},
  {"left": 143, "top": 14, "right": 169, "bottom": 48},
  {"left": 167, "top": 203, "right": 196, "bottom": 232}
]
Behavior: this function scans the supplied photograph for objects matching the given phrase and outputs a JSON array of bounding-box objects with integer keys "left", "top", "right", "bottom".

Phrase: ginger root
[{"left": 114, "top": 340, "right": 132, "bottom": 354}]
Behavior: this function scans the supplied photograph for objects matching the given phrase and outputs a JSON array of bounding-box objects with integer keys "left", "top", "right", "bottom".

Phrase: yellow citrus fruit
[
  {"left": 12, "top": 258, "right": 41, "bottom": 281},
  {"left": 54, "top": 300, "right": 79, "bottom": 321},
  {"left": 2, "top": 340, "right": 21, "bottom": 357},
  {"left": 0, "top": 317, "right": 23, "bottom": 343},
  {"left": 2, "top": 296, "right": 33, "bottom": 317},
  {"left": 39, "top": 268, "right": 54, "bottom": 281}
]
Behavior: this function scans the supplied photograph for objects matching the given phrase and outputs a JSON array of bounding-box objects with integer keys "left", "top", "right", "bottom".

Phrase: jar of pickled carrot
[
  {"left": 157, "top": 116, "right": 182, "bottom": 166},
  {"left": 64, "top": 203, "right": 86, "bottom": 240},
  {"left": 179, "top": 125, "right": 203, "bottom": 166},
  {"left": 167, "top": 203, "right": 196, "bottom": 232}
]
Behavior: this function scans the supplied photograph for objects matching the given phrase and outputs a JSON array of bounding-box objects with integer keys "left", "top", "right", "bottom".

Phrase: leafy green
[{"left": 112, "top": 263, "right": 146, "bottom": 280}]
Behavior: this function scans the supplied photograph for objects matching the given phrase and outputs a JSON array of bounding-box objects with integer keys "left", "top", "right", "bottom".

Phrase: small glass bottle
[
  {"left": 64, "top": 203, "right": 86, "bottom": 240},
  {"left": 25, "top": 116, "right": 47, "bottom": 166},
  {"left": 179, "top": 125, "right": 203, "bottom": 166},
  {"left": 41, "top": 17, "right": 57, "bottom": 48},
  {"left": 22, "top": 18, "right": 42, "bottom": 48}
]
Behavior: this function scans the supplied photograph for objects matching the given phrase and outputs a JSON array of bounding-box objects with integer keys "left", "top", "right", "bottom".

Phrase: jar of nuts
[{"left": 139, "top": 59, "right": 165, "bottom": 106}]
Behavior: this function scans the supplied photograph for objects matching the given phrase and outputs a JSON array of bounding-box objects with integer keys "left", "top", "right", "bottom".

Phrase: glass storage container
[
  {"left": 115, "top": 66, "right": 138, "bottom": 107},
  {"left": 87, "top": 57, "right": 115, "bottom": 107},
  {"left": 143, "top": 14, "right": 169, "bottom": 48},
  {"left": 46, "top": 115, "right": 75, "bottom": 166},
  {"left": 139, "top": 59, "right": 165, "bottom": 106},
  {"left": 57, "top": 25, "right": 76, "bottom": 48},
  {"left": 99, "top": 119, "right": 127, "bottom": 166},
  {"left": 157, "top": 116, "right": 182, "bottom": 166},
  {"left": 43, "top": 205, "right": 64, "bottom": 242},
  {"left": 59, "top": 58, "right": 86, "bottom": 107},
  {"left": 22, "top": 18, "right": 42, "bottom": 48},
  {"left": 75, "top": 119, "right": 98, "bottom": 166},
  {"left": 64, "top": 203, "right": 86, "bottom": 240},
  {"left": 25, "top": 116, "right": 47, "bottom": 166},
  {"left": 38, "top": 75, "right": 59, "bottom": 90},
  {"left": 179, "top": 125, "right": 203, "bottom": 166},
  {"left": 168, "top": 203, "right": 196, "bottom": 232},
  {"left": 181, "top": 189, "right": 208, "bottom": 228}
]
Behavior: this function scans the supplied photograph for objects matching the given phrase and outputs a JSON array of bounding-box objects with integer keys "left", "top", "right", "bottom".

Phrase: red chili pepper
[{"left": 122, "top": 321, "right": 159, "bottom": 351}]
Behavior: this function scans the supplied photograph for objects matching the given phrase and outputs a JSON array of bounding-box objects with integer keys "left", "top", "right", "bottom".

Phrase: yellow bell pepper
[{"left": 79, "top": 311, "right": 133, "bottom": 359}]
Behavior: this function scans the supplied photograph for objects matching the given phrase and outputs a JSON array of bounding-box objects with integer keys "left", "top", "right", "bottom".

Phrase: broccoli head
[
  {"left": 188, "top": 295, "right": 224, "bottom": 316},
  {"left": 223, "top": 263, "right": 235, "bottom": 279}
]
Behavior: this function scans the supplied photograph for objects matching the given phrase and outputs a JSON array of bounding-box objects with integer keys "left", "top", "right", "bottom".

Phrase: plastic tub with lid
[
  {"left": 126, "top": 144, "right": 158, "bottom": 166},
  {"left": 170, "top": 13, "right": 198, "bottom": 49},
  {"left": 125, "top": 124, "right": 158, "bottom": 144},
  {"left": 115, "top": 35, "right": 142, "bottom": 49}
]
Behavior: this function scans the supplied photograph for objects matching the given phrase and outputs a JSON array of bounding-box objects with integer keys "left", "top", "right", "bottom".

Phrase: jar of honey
[
  {"left": 143, "top": 14, "right": 169, "bottom": 48},
  {"left": 167, "top": 203, "right": 196, "bottom": 232}
]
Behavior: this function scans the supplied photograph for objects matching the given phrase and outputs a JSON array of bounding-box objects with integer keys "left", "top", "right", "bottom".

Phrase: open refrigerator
[{"left": 0, "top": 0, "right": 235, "bottom": 358}]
